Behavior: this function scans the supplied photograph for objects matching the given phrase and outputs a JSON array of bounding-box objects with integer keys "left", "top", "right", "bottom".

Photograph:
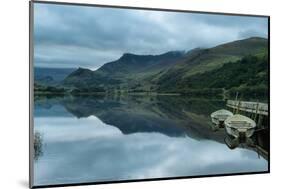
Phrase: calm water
[{"left": 33, "top": 95, "right": 268, "bottom": 186}]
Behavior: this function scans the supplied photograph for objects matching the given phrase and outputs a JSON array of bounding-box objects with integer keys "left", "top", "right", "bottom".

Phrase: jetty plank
[{"left": 226, "top": 100, "right": 268, "bottom": 116}]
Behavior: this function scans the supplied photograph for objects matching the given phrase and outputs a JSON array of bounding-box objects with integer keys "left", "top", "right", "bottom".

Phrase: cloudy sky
[{"left": 34, "top": 3, "right": 268, "bottom": 70}]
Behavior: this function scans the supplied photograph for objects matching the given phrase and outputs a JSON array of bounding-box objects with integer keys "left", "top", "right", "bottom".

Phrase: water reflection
[
  {"left": 224, "top": 130, "right": 269, "bottom": 161},
  {"left": 35, "top": 95, "right": 226, "bottom": 140},
  {"left": 33, "top": 95, "right": 268, "bottom": 186},
  {"left": 34, "top": 131, "right": 43, "bottom": 161}
]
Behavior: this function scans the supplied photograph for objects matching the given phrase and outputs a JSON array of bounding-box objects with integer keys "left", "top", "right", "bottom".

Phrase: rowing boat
[
  {"left": 224, "top": 114, "right": 256, "bottom": 138},
  {"left": 211, "top": 109, "right": 233, "bottom": 127}
]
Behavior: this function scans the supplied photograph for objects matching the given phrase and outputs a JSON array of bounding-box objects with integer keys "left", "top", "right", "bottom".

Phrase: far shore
[{"left": 33, "top": 91, "right": 182, "bottom": 96}]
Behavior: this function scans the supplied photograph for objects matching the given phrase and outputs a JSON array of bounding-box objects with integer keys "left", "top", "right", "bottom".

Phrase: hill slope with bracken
[{"left": 153, "top": 37, "right": 267, "bottom": 92}]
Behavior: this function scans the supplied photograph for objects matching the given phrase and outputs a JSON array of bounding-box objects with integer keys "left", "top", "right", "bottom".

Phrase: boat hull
[
  {"left": 211, "top": 117, "right": 225, "bottom": 127},
  {"left": 211, "top": 109, "right": 233, "bottom": 127},
  {"left": 225, "top": 127, "right": 255, "bottom": 138},
  {"left": 224, "top": 114, "right": 256, "bottom": 138}
]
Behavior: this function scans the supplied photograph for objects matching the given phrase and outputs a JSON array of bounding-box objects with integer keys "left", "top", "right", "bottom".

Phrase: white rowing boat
[
  {"left": 224, "top": 114, "right": 256, "bottom": 138},
  {"left": 211, "top": 109, "right": 233, "bottom": 127}
]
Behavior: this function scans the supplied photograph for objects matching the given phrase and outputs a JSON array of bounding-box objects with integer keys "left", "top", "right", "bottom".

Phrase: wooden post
[
  {"left": 254, "top": 102, "right": 259, "bottom": 122},
  {"left": 233, "top": 92, "right": 238, "bottom": 113},
  {"left": 236, "top": 100, "right": 240, "bottom": 114},
  {"left": 257, "top": 115, "right": 263, "bottom": 129}
]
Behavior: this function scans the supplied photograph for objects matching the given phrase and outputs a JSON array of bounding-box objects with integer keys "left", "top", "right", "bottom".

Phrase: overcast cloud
[{"left": 34, "top": 3, "right": 268, "bottom": 70}]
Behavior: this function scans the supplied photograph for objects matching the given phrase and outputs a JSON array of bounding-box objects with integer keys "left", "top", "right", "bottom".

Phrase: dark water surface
[{"left": 33, "top": 95, "right": 268, "bottom": 186}]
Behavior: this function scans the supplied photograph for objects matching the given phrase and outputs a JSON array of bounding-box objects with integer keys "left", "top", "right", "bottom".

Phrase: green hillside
[
  {"left": 159, "top": 53, "right": 268, "bottom": 98},
  {"left": 153, "top": 37, "right": 268, "bottom": 91}
]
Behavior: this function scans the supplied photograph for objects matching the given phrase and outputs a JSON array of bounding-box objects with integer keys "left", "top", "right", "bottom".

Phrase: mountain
[
  {"left": 61, "top": 37, "right": 268, "bottom": 97},
  {"left": 154, "top": 37, "right": 268, "bottom": 91},
  {"left": 34, "top": 67, "right": 76, "bottom": 86},
  {"left": 63, "top": 51, "right": 185, "bottom": 90},
  {"left": 101, "top": 51, "right": 185, "bottom": 74}
]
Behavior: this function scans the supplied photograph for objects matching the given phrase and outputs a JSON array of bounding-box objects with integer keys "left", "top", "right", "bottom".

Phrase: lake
[{"left": 33, "top": 95, "right": 268, "bottom": 186}]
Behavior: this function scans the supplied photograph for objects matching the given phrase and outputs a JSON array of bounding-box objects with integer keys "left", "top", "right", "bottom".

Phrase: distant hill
[
  {"left": 45, "top": 37, "right": 268, "bottom": 98},
  {"left": 34, "top": 67, "right": 76, "bottom": 86}
]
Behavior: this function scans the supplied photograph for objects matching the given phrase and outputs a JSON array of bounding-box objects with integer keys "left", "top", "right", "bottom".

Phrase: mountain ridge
[{"left": 35, "top": 37, "right": 268, "bottom": 98}]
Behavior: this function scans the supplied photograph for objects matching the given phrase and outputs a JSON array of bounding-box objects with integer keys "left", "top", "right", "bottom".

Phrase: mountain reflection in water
[{"left": 33, "top": 95, "right": 268, "bottom": 186}]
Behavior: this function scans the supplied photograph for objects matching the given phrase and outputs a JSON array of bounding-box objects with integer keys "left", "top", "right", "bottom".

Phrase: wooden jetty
[
  {"left": 224, "top": 100, "right": 269, "bottom": 160},
  {"left": 226, "top": 100, "right": 268, "bottom": 129},
  {"left": 226, "top": 100, "right": 268, "bottom": 116}
]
